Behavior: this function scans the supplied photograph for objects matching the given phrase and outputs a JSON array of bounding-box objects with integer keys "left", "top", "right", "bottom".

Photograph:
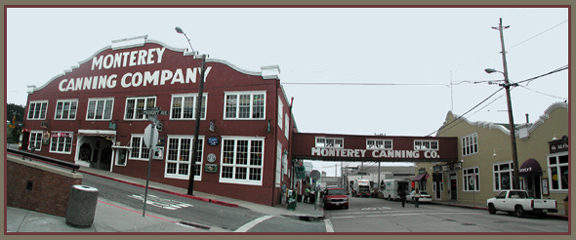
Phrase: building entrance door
[
  {"left": 435, "top": 181, "right": 441, "bottom": 199},
  {"left": 450, "top": 174, "right": 457, "bottom": 200}
]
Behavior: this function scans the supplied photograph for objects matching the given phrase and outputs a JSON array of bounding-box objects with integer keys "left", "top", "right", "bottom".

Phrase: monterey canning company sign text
[
  {"left": 58, "top": 47, "right": 212, "bottom": 92},
  {"left": 311, "top": 148, "right": 441, "bottom": 159}
]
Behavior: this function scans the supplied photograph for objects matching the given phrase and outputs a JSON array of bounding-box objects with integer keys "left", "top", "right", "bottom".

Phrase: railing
[{"left": 6, "top": 148, "right": 80, "bottom": 173}]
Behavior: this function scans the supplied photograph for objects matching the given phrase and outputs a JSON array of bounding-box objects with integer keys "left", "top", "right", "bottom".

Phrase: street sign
[
  {"left": 143, "top": 124, "right": 159, "bottom": 148},
  {"left": 159, "top": 110, "right": 169, "bottom": 115},
  {"left": 147, "top": 115, "right": 160, "bottom": 124},
  {"left": 144, "top": 110, "right": 160, "bottom": 115}
]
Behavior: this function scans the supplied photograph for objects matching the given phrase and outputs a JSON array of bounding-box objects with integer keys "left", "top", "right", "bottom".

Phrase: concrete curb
[{"left": 77, "top": 169, "right": 240, "bottom": 208}]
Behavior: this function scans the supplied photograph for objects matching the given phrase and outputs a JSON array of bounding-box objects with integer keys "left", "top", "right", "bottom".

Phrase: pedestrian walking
[
  {"left": 414, "top": 188, "right": 421, "bottom": 208},
  {"left": 399, "top": 187, "right": 407, "bottom": 207}
]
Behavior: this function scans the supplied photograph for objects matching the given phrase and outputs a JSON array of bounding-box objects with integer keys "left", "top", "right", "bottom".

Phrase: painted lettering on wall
[
  {"left": 310, "top": 147, "right": 441, "bottom": 159},
  {"left": 57, "top": 47, "right": 212, "bottom": 92}
]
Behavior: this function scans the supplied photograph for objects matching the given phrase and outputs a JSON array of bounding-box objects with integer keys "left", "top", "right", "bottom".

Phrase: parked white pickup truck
[{"left": 486, "top": 190, "right": 558, "bottom": 218}]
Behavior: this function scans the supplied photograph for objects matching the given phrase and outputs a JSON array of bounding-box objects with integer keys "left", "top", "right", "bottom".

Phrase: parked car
[
  {"left": 406, "top": 190, "right": 432, "bottom": 203},
  {"left": 486, "top": 190, "right": 557, "bottom": 218},
  {"left": 322, "top": 187, "right": 349, "bottom": 209}
]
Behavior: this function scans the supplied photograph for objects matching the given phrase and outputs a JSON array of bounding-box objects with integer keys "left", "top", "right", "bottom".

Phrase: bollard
[{"left": 65, "top": 185, "right": 99, "bottom": 228}]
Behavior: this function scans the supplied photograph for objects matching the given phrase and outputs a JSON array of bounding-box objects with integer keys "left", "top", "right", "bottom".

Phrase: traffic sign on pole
[{"left": 143, "top": 124, "right": 159, "bottom": 148}]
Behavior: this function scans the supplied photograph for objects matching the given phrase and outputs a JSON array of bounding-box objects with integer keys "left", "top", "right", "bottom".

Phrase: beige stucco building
[{"left": 415, "top": 102, "right": 568, "bottom": 214}]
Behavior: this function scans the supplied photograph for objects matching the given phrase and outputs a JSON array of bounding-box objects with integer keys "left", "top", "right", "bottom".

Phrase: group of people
[{"left": 398, "top": 187, "right": 421, "bottom": 208}]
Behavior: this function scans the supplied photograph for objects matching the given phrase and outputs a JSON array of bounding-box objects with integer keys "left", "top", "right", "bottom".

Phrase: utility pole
[
  {"left": 492, "top": 18, "right": 520, "bottom": 190},
  {"left": 176, "top": 26, "right": 207, "bottom": 196}
]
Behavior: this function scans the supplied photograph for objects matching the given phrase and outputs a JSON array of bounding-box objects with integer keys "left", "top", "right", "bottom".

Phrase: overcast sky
[{"left": 6, "top": 7, "right": 569, "bottom": 176}]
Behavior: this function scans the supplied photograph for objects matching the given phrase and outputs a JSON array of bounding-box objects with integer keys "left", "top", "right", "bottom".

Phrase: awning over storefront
[
  {"left": 519, "top": 158, "right": 542, "bottom": 176},
  {"left": 412, "top": 173, "right": 429, "bottom": 181}
]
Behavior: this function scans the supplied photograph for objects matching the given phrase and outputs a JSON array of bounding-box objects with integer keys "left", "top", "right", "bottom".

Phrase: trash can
[
  {"left": 66, "top": 185, "right": 99, "bottom": 228},
  {"left": 287, "top": 189, "right": 297, "bottom": 211}
]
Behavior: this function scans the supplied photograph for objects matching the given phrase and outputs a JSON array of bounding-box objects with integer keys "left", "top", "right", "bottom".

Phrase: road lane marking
[
  {"left": 324, "top": 219, "right": 334, "bottom": 232},
  {"left": 234, "top": 215, "right": 274, "bottom": 232},
  {"left": 128, "top": 194, "right": 194, "bottom": 210}
]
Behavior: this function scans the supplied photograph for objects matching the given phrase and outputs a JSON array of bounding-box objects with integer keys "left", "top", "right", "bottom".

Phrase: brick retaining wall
[{"left": 7, "top": 155, "right": 83, "bottom": 217}]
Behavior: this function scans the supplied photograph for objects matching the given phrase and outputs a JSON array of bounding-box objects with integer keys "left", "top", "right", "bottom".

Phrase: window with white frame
[
  {"left": 27, "top": 101, "right": 48, "bottom": 120},
  {"left": 130, "top": 135, "right": 150, "bottom": 160},
  {"left": 165, "top": 136, "right": 204, "bottom": 179},
  {"left": 224, "top": 92, "right": 266, "bottom": 119},
  {"left": 170, "top": 94, "right": 207, "bottom": 120},
  {"left": 284, "top": 113, "right": 289, "bottom": 139},
  {"left": 125, "top": 96, "right": 156, "bottom": 120},
  {"left": 548, "top": 154, "right": 568, "bottom": 191},
  {"left": 366, "top": 139, "right": 393, "bottom": 149},
  {"left": 87, "top": 98, "right": 113, "bottom": 120},
  {"left": 414, "top": 140, "right": 439, "bottom": 150},
  {"left": 220, "top": 137, "right": 264, "bottom": 185},
  {"left": 278, "top": 98, "right": 283, "bottom": 129},
  {"left": 493, "top": 162, "right": 514, "bottom": 191},
  {"left": 29, "top": 131, "right": 43, "bottom": 151},
  {"left": 461, "top": 133, "right": 478, "bottom": 156},
  {"left": 54, "top": 100, "right": 77, "bottom": 120},
  {"left": 49, "top": 132, "right": 73, "bottom": 154},
  {"left": 463, "top": 167, "right": 479, "bottom": 191},
  {"left": 315, "top": 137, "right": 344, "bottom": 148}
]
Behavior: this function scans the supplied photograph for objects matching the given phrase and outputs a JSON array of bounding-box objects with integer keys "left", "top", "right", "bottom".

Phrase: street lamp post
[
  {"left": 176, "top": 26, "right": 207, "bottom": 195},
  {"left": 485, "top": 18, "right": 520, "bottom": 190}
]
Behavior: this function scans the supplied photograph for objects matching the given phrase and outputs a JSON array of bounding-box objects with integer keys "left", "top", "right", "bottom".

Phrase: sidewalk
[
  {"left": 428, "top": 199, "right": 569, "bottom": 220},
  {"left": 6, "top": 166, "right": 325, "bottom": 233}
]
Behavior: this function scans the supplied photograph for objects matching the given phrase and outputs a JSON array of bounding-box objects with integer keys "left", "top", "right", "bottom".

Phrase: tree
[{"left": 6, "top": 103, "right": 25, "bottom": 143}]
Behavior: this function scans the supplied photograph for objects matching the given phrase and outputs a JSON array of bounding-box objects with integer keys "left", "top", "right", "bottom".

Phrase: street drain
[
  {"left": 494, "top": 221, "right": 508, "bottom": 223},
  {"left": 178, "top": 221, "right": 211, "bottom": 230},
  {"left": 443, "top": 219, "right": 456, "bottom": 222},
  {"left": 462, "top": 223, "right": 477, "bottom": 226}
]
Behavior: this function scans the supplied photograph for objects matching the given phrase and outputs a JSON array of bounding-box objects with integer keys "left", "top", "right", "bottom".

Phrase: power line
[
  {"left": 281, "top": 82, "right": 449, "bottom": 87},
  {"left": 515, "top": 65, "right": 568, "bottom": 85},
  {"left": 508, "top": 19, "right": 568, "bottom": 50},
  {"left": 426, "top": 88, "right": 504, "bottom": 137},
  {"left": 517, "top": 86, "right": 568, "bottom": 100}
]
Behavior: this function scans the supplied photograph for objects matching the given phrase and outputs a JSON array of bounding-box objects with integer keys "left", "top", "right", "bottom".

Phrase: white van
[{"left": 382, "top": 179, "right": 411, "bottom": 201}]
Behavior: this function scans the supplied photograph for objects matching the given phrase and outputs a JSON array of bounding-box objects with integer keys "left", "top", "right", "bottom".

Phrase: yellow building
[{"left": 415, "top": 102, "right": 568, "bottom": 214}]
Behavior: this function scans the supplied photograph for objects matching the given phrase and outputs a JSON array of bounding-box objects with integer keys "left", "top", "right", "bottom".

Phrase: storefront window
[
  {"left": 165, "top": 136, "right": 203, "bottom": 179},
  {"left": 220, "top": 137, "right": 264, "bottom": 185},
  {"left": 49, "top": 132, "right": 73, "bottom": 154},
  {"left": 493, "top": 162, "right": 514, "bottom": 191},
  {"left": 463, "top": 167, "right": 479, "bottom": 191},
  {"left": 548, "top": 154, "right": 569, "bottom": 191}
]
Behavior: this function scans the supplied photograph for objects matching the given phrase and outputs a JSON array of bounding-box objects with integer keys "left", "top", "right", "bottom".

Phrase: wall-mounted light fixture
[{"left": 493, "top": 148, "right": 504, "bottom": 157}]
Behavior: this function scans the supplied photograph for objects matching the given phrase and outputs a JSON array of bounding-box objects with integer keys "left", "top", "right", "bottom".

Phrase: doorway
[
  {"left": 524, "top": 175, "right": 542, "bottom": 199},
  {"left": 450, "top": 173, "right": 457, "bottom": 200}
]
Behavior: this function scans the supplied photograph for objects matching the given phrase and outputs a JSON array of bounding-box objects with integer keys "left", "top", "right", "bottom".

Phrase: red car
[{"left": 322, "top": 187, "right": 349, "bottom": 209}]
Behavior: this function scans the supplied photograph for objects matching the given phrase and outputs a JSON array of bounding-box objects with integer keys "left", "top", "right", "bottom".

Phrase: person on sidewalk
[
  {"left": 414, "top": 188, "right": 421, "bottom": 208},
  {"left": 399, "top": 187, "right": 407, "bottom": 208},
  {"left": 304, "top": 187, "right": 311, "bottom": 203}
]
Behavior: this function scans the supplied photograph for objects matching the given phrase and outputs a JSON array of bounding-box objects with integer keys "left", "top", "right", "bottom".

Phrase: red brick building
[{"left": 21, "top": 35, "right": 459, "bottom": 206}]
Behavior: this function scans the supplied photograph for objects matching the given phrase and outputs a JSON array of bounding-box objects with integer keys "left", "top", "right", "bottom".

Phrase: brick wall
[{"left": 7, "top": 155, "right": 83, "bottom": 217}]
